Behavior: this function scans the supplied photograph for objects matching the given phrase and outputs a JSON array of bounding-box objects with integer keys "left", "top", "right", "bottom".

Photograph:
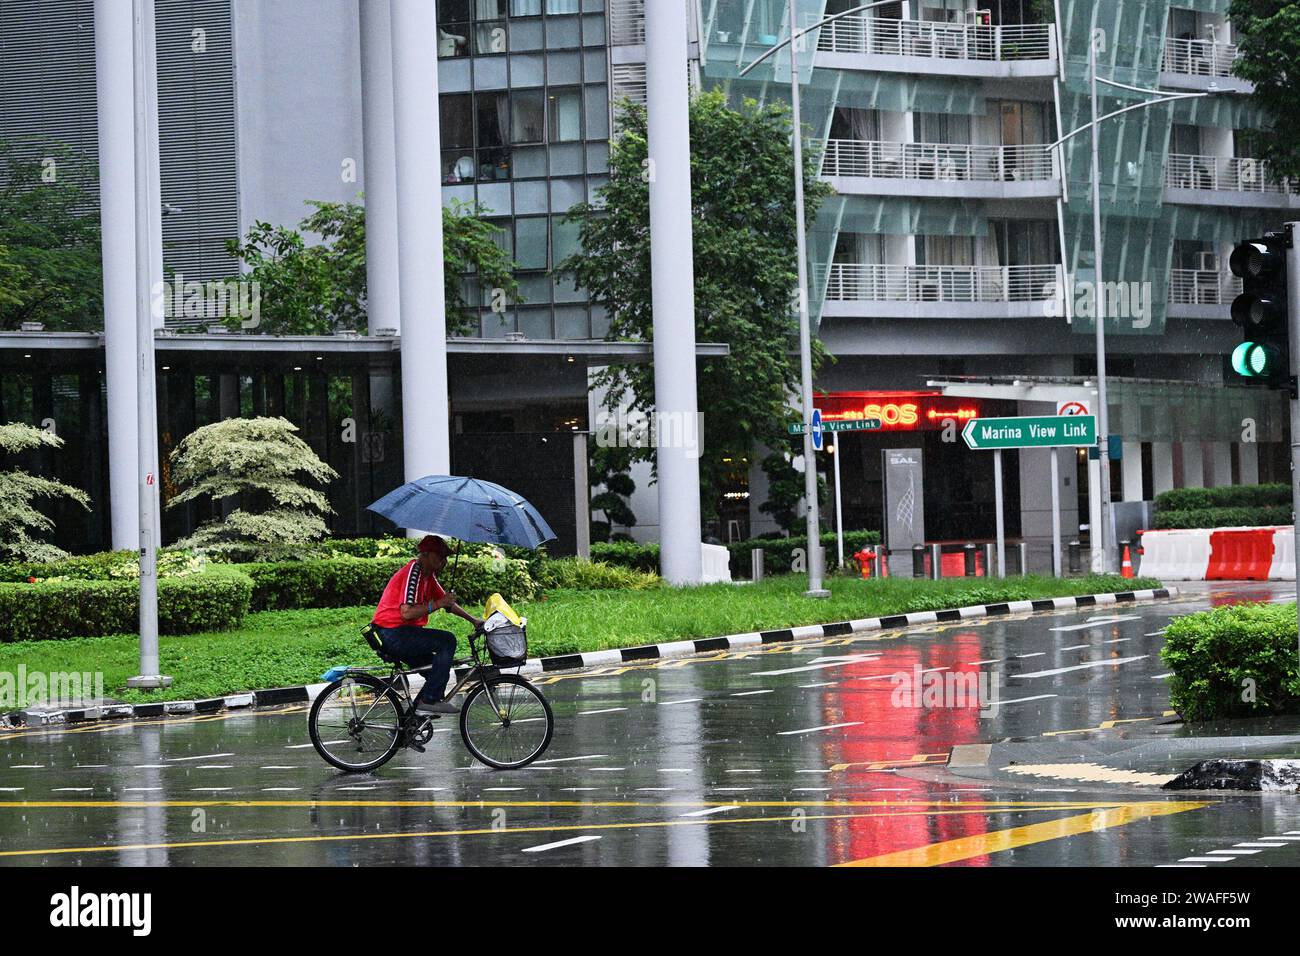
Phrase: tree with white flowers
[{"left": 0, "top": 422, "right": 91, "bottom": 561}]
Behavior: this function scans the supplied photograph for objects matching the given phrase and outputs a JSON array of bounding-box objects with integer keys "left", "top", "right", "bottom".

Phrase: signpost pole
[
  {"left": 993, "top": 448, "right": 1006, "bottom": 578},
  {"left": 1050, "top": 447, "right": 1062, "bottom": 578},
  {"left": 832, "top": 438, "right": 844, "bottom": 571}
]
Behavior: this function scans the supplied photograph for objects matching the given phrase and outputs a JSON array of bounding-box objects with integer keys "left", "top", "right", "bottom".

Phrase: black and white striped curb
[{"left": 0, "top": 586, "right": 1177, "bottom": 729}]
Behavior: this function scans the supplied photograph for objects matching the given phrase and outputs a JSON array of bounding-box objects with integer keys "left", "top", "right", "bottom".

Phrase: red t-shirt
[{"left": 373, "top": 559, "right": 446, "bottom": 629}]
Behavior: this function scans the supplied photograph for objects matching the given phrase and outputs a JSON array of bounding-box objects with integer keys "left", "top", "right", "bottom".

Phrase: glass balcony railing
[
  {"left": 1161, "top": 37, "right": 1239, "bottom": 77},
  {"left": 820, "top": 140, "right": 1057, "bottom": 182},
  {"left": 817, "top": 16, "right": 1055, "bottom": 62},
  {"left": 1165, "top": 153, "right": 1296, "bottom": 195},
  {"left": 823, "top": 262, "right": 1063, "bottom": 303}
]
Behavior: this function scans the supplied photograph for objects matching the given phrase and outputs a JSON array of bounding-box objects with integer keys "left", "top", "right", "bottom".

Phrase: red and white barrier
[{"left": 1138, "top": 526, "right": 1295, "bottom": 581}]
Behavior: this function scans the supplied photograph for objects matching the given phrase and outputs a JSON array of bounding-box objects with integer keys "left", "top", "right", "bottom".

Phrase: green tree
[
  {"left": 0, "top": 142, "right": 103, "bottom": 331},
  {"left": 759, "top": 451, "right": 828, "bottom": 536},
  {"left": 559, "top": 90, "right": 832, "bottom": 528},
  {"left": 589, "top": 443, "right": 638, "bottom": 542},
  {"left": 167, "top": 417, "right": 339, "bottom": 560},
  {"left": 225, "top": 198, "right": 519, "bottom": 335},
  {"left": 1230, "top": 1, "right": 1300, "bottom": 180},
  {"left": 0, "top": 423, "right": 91, "bottom": 562}
]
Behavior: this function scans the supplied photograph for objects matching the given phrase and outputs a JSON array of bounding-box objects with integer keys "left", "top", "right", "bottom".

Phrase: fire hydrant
[{"left": 853, "top": 547, "right": 875, "bottom": 579}]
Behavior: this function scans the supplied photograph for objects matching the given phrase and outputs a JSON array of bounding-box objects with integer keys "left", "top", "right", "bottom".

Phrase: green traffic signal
[{"left": 1231, "top": 341, "right": 1283, "bottom": 378}]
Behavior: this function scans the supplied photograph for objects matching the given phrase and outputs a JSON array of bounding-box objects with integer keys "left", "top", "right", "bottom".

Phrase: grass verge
[{"left": 0, "top": 573, "right": 1161, "bottom": 705}]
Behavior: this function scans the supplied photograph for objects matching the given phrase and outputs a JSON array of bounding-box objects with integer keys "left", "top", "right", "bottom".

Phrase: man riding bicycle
[{"left": 372, "top": 535, "right": 482, "bottom": 716}]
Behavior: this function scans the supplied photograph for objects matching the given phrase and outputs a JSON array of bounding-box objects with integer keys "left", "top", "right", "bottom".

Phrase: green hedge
[
  {"left": 536, "top": 557, "right": 660, "bottom": 591},
  {"left": 0, "top": 566, "right": 253, "bottom": 642},
  {"left": 590, "top": 541, "right": 660, "bottom": 573},
  {"left": 1161, "top": 602, "right": 1300, "bottom": 722},
  {"left": 235, "top": 555, "right": 537, "bottom": 613},
  {"left": 729, "top": 530, "right": 882, "bottom": 578},
  {"left": 1155, "top": 484, "right": 1290, "bottom": 512},
  {"left": 1153, "top": 505, "right": 1293, "bottom": 530}
]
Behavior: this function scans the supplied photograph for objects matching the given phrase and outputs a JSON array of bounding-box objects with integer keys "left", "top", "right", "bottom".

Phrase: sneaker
[{"left": 414, "top": 700, "right": 459, "bottom": 716}]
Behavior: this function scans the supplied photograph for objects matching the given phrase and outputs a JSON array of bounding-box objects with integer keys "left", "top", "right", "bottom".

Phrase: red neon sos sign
[{"left": 816, "top": 392, "right": 982, "bottom": 431}]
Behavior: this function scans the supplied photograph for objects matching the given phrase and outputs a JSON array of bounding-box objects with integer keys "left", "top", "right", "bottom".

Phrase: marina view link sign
[{"left": 961, "top": 414, "right": 1097, "bottom": 450}]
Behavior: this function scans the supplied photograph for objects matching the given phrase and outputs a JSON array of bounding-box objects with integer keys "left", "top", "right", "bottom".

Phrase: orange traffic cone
[{"left": 1120, "top": 544, "right": 1134, "bottom": 579}]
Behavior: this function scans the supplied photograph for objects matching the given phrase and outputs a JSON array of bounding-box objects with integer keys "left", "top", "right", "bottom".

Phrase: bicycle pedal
[{"left": 407, "top": 740, "right": 426, "bottom": 753}]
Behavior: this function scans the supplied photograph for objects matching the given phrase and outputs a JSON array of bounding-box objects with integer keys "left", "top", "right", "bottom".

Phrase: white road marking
[
  {"left": 1208, "top": 849, "right": 1260, "bottom": 855},
  {"left": 522, "top": 835, "right": 601, "bottom": 854},
  {"left": 530, "top": 754, "right": 609, "bottom": 765},
  {"left": 987, "top": 694, "right": 1058, "bottom": 706},
  {"left": 680, "top": 805, "right": 739, "bottom": 818},
  {"left": 1015, "top": 653, "right": 1046, "bottom": 659},
  {"left": 560, "top": 787, "right": 599, "bottom": 792},
  {"left": 336, "top": 786, "right": 378, "bottom": 791},
  {"left": 777, "top": 721, "right": 863, "bottom": 736},
  {"left": 1049, "top": 615, "right": 1140, "bottom": 632},
  {"left": 726, "top": 769, "right": 763, "bottom": 774},
  {"left": 590, "top": 767, "right": 625, "bottom": 772},
  {"left": 133, "top": 764, "right": 167, "bottom": 769},
  {"left": 793, "top": 787, "right": 830, "bottom": 792},
  {"left": 967, "top": 659, "right": 1003, "bottom": 666},
  {"left": 1235, "top": 842, "right": 1287, "bottom": 848},
  {"left": 0, "top": 787, "right": 23, "bottom": 792},
  {"left": 1178, "top": 857, "right": 1229, "bottom": 864},
  {"left": 1150, "top": 673, "right": 1173, "bottom": 680},
  {"left": 1032, "top": 788, "right": 1079, "bottom": 793},
  {"left": 1144, "top": 630, "right": 1166, "bottom": 637},
  {"left": 712, "top": 787, "right": 754, "bottom": 793},
  {"left": 123, "top": 788, "right": 162, "bottom": 793},
  {"left": 196, "top": 765, "right": 233, "bottom": 770},
  {"left": 1158, "top": 864, "right": 1205, "bottom": 868},
  {"left": 660, "top": 698, "right": 704, "bottom": 706},
  {"left": 1059, "top": 644, "right": 1091, "bottom": 651},
  {"left": 798, "top": 682, "right": 838, "bottom": 688},
  {"left": 52, "top": 788, "right": 93, "bottom": 792},
  {"left": 578, "top": 708, "right": 627, "bottom": 715},
  {"left": 657, "top": 768, "right": 693, "bottom": 773},
  {"left": 407, "top": 787, "right": 448, "bottom": 792},
  {"left": 1012, "top": 656, "right": 1146, "bottom": 679},
  {"left": 8, "top": 765, "right": 44, "bottom": 769},
  {"left": 261, "top": 787, "right": 301, "bottom": 792},
  {"left": 751, "top": 655, "right": 881, "bottom": 677},
  {"left": 74, "top": 765, "right": 107, "bottom": 769},
  {"left": 190, "top": 787, "right": 233, "bottom": 792},
  {"left": 483, "top": 787, "right": 525, "bottom": 792},
  {"left": 730, "top": 690, "right": 774, "bottom": 697},
  {"left": 795, "top": 769, "right": 832, "bottom": 774},
  {"left": 168, "top": 753, "right": 234, "bottom": 762},
  {"left": 635, "top": 788, "right": 674, "bottom": 792},
  {"left": 1103, "top": 638, "right": 1130, "bottom": 644}
]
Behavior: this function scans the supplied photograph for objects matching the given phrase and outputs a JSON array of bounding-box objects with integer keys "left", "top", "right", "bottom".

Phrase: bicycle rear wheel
[
  {"left": 309, "top": 673, "right": 406, "bottom": 773},
  {"left": 459, "top": 675, "right": 554, "bottom": 770}
]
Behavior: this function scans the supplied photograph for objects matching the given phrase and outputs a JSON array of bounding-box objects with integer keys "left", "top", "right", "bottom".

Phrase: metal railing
[
  {"left": 1165, "top": 153, "right": 1296, "bottom": 195},
  {"left": 820, "top": 139, "right": 1057, "bottom": 182},
  {"left": 817, "top": 16, "right": 1054, "bottom": 61},
  {"left": 1161, "top": 36, "right": 1239, "bottom": 77},
  {"left": 1168, "top": 269, "right": 1242, "bottom": 306},
  {"left": 609, "top": 0, "right": 645, "bottom": 45},
  {"left": 822, "top": 262, "right": 1063, "bottom": 303}
]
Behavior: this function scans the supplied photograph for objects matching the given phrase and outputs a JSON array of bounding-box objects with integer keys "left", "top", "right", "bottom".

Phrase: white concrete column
[
  {"left": 390, "top": 0, "right": 450, "bottom": 484},
  {"left": 96, "top": 0, "right": 140, "bottom": 551},
  {"left": 1180, "top": 441, "right": 1205, "bottom": 488},
  {"left": 1151, "top": 441, "right": 1175, "bottom": 495},
  {"left": 360, "top": 0, "right": 401, "bottom": 337},
  {"left": 1121, "top": 440, "right": 1143, "bottom": 502},
  {"left": 1087, "top": 456, "right": 1103, "bottom": 572},
  {"left": 646, "top": 0, "right": 702, "bottom": 584},
  {"left": 142, "top": 0, "right": 163, "bottom": 333},
  {"left": 1239, "top": 441, "right": 1260, "bottom": 485},
  {"left": 1207, "top": 441, "right": 1232, "bottom": 487}
]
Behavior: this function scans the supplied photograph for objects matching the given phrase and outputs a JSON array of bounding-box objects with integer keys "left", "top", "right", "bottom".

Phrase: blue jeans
[{"left": 377, "top": 626, "right": 457, "bottom": 705}]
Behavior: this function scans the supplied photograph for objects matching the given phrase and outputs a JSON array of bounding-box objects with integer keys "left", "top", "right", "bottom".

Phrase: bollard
[
  {"left": 964, "top": 543, "right": 977, "bottom": 577},
  {"left": 878, "top": 548, "right": 889, "bottom": 578},
  {"left": 1018, "top": 541, "right": 1028, "bottom": 576},
  {"left": 984, "top": 542, "right": 996, "bottom": 578},
  {"left": 930, "top": 543, "right": 941, "bottom": 580},
  {"left": 912, "top": 544, "right": 926, "bottom": 578},
  {"left": 1068, "top": 540, "right": 1082, "bottom": 574},
  {"left": 750, "top": 548, "right": 764, "bottom": 583}
]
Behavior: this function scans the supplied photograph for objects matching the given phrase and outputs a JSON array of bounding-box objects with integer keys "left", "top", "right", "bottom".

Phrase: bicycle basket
[{"left": 483, "top": 620, "right": 528, "bottom": 667}]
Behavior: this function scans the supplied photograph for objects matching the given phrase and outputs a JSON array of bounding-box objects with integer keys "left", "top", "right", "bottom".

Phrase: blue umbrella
[{"left": 367, "top": 475, "right": 556, "bottom": 549}]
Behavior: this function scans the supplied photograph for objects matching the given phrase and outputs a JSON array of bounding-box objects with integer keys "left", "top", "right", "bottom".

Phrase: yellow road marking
[
  {"left": 830, "top": 752, "right": 948, "bottom": 772},
  {"left": 0, "top": 798, "right": 1152, "bottom": 811},
  {"left": 835, "top": 800, "right": 1208, "bottom": 867},
  {"left": 0, "top": 802, "right": 1164, "bottom": 860}
]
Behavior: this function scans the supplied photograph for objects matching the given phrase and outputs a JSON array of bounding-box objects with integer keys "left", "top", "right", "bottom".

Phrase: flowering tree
[{"left": 0, "top": 423, "right": 90, "bottom": 561}]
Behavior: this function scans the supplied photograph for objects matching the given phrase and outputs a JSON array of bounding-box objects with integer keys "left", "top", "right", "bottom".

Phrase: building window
[
  {"left": 515, "top": 216, "right": 549, "bottom": 270},
  {"left": 511, "top": 89, "right": 546, "bottom": 143},
  {"left": 548, "top": 87, "right": 582, "bottom": 142}
]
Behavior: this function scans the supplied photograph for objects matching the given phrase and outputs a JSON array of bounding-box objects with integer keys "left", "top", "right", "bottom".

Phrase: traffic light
[{"left": 1229, "top": 231, "right": 1291, "bottom": 386}]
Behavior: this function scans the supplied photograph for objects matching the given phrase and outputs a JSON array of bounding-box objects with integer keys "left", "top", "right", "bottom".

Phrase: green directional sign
[
  {"left": 788, "top": 418, "right": 882, "bottom": 435},
  {"left": 962, "top": 414, "right": 1097, "bottom": 450}
]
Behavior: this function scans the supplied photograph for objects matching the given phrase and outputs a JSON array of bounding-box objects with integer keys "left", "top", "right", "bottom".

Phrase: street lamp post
[
  {"left": 1047, "top": 24, "right": 1238, "bottom": 575},
  {"left": 741, "top": 0, "right": 895, "bottom": 598}
]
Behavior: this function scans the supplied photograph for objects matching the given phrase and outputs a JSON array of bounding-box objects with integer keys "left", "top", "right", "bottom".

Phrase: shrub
[
  {"left": 729, "top": 530, "right": 882, "bottom": 577},
  {"left": 1153, "top": 506, "right": 1292, "bottom": 530},
  {"left": 536, "top": 557, "right": 660, "bottom": 591},
  {"left": 0, "top": 565, "right": 253, "bottom": 642},
  {"left": 1155, "top": 484, "right": 1289, "bottom": 512},
  {"left": 0, "top": 548, "right": 206, "bottom": 583},
  {"left": 590, "top": 540, "right": 660, "bottom": 573},
  {"left": 1161, "top": 602, "right": 1300, "bottom": 722},
  {"left": 236, "top": 555, "right": 536, "bottom": 612}
]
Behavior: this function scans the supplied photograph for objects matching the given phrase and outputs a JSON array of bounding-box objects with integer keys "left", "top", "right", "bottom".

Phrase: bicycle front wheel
[
  {"left": 459, "top": 675, "right": 554, "bottom": 769},
  {"left": 309, "top": 673, "right": 406, "bottom": 773}
]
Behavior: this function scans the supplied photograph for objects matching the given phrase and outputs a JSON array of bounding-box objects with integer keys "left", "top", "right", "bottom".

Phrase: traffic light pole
[{"left": 1286, "top": 221, "right": 1300, "bottom": 670}]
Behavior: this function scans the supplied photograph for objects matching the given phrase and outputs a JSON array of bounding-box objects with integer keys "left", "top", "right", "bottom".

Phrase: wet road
[{"left": 2, "top": 582, "right": 1299, "bottom": 867}]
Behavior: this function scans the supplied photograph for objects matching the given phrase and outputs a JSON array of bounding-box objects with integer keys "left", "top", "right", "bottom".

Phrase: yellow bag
[{"left": 483, "top": 592, "right": 522, "bottom": 627}]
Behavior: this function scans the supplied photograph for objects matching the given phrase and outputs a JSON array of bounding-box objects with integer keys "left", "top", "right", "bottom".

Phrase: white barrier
[
  {"left": 701, "top": 542, "right": 733, "bottom": 584},
  {"left": 1137, "top": 529, "right": 1213, "bottom": 580},
  {"left": 1269, "top": 527, "right": 1295, "bottom": 581}
]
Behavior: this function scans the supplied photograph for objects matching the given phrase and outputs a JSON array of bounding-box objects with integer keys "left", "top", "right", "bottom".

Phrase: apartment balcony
[
  {"left": 815, "top": 16, "right": 1057, "bottom": 79},
  {"left": 1167, "top": 268, "right": 1241, "bottom": 319},
  {"left": 1164, "top": 153, "right": 1300, "bottom": 208},
  {"left": 820, "top": 262, "right": 1063, "bottom": 319},
  {"left": 1159, "top": 37, "right": 1251, "bottom": 91},
  {"left": 820, "top": 139, "right": 1061, "bottom": 199}
]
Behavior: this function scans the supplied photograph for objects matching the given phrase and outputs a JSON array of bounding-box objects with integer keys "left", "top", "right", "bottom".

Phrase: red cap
[{"left": 417, "top": 534, "right": 445, "bottom": 554}]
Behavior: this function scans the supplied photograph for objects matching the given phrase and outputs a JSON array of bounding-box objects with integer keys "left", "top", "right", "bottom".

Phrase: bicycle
[{"left": 308, "top": 621, "right": 554, "bottom": 773}]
